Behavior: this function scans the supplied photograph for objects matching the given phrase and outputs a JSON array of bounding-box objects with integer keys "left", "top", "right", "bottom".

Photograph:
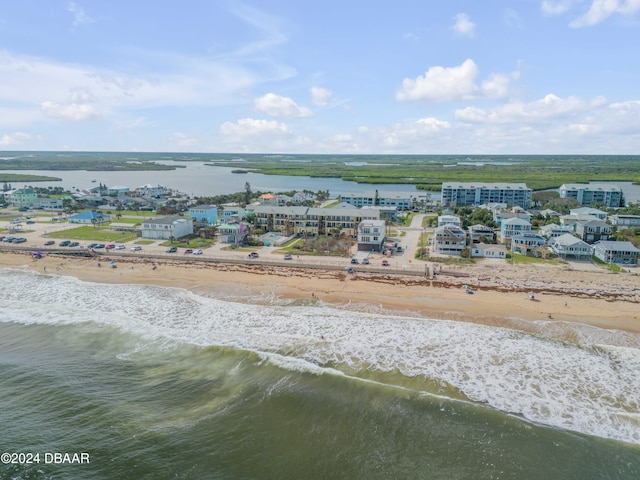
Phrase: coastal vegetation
[
  {"left": 0, "top": 152, "right": 183, "bottom": 171},
  {"left": 204, "top": 154, "right": 640, "bottom": 191},
  {"left": 1, "top": 174, "right": 62, "bottom": 183}
]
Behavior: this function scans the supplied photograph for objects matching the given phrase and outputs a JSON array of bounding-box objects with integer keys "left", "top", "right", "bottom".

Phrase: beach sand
[{"left": 2, "top": 250, "right": 639, "bottom": 336}]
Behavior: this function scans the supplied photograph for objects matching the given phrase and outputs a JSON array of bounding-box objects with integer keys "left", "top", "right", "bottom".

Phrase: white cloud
[
  {"left": 254, "top": 93, "right": 313, "bottom": 118},
  {"left": 220, "top": 117, "right": 291, "bottom": 137},
  {"left": 67, "top": 2, "right": 93, "bottom": 27},
  {"left": 541, "top": 0, "right": 579, "bottom": 15},
  {"left": 0, "top": 132, "right": 31, "bottom": 146},
  {"left": 570, "top": 0, "right": 640, "bottom": 27},
  {"left": 310, "top": 86, "right": 332, "bottom": 106},
  {"left": 452, "top": 13, "right": 475, "bottom": 37},
  {"left": 170, "top": 132, "right": 199, "bottom": 147},
  {"left": 41, "top": 100, "right": 100, "bottom": 121},
  {"left": 455, "top": 94, "right": 607, "bottom": 123},
  {"left": 396, "top": 59, "right": 515, "bottom": 102}
]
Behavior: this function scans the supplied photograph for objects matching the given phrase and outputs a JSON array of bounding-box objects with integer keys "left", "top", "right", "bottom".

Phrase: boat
[{"left": 91, "top": 179, "right": 97, "bottom": 183}]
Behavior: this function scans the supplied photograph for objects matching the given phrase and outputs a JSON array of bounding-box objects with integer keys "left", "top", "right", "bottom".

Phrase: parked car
[
  {"left": 350, "top": 258, "right": 359, "bottom": 264},
  {"left": 381, "top": 260, "right": 390, "bottom": 266},
  {"left": 59, "top": 240, "right": 71, "bottom": 247},
  {"left": 26, "top": 220, "right": 35, "bottom": 224},
  {"left": 192, "top": 249, "right": 203, "bottom": 255},
  {"left": 105, "top": 244, "right": 116, "bottom": 250},
  {"left": 131, "top": 245, "right": 142, "bottom": 251},
  {"left": 87, "top": 243, "right": 98, "bottom": 249},
  {"left": 247, "top": 252, "right": 259, "bottom": 258},
  {"left": 166, "top": 247, "right": 177, "bottom": 253},
  {"left": 14, "top": 237, "right": 27, "bottom": 243},
  {"left": 184, "top": 249, "right": 193, "bottom": 254},
  {"left": 94, "top": 244, "right": 105, "bottom": 249},
  {"left": 44, "top": 240, "right": 55, "bottom": 246},
  {"left": 284, "top": 253, "right": 293, "bottom": 260},
  {"left": 115, "top": 244, "right": 126, "bottom": 250},
  {"left": 362, "top": 258, "right": 370, "bottom": 264},
  {"left": 69, "top": 242, "right": 80, "bottom": 247},
  {"left": 3, "top": 237, "right": 16, "bottom": 242}
]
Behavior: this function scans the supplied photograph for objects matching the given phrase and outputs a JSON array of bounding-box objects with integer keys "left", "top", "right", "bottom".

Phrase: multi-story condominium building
[
  {"left": 339, "top": 191, "right": 428, "bottom": 210},
  {"left": 136, "top": 184, "right": 167, "bottom": 198},
  {"left": 559, "top": 183, "right": 624, "bottom": 207},
  {"left": 141, "top": 216, "right": 193, "bottom": 240},
  {"left": 357, "top": 220, "right": 386, "bottom": 252},
  {"left": 441, "top": 182, "right": 532, "bottom": 209},
  {"left": 34, "top": 198, "right": 64, "bottom": 210},
  {"left": 253, "top": 205, "right": 380, "bottom": 237},
  {"left": 9, "top": 188, "right": 37, "bottom": 208}
]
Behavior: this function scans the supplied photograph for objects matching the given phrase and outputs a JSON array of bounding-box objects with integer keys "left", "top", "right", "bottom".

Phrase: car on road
[
  {"left": 59, "top": 240, "right": 71, "bottom": 247},
  {"left": 166, "top": 247, "right": 177, "bottom": 253},
  {"left": 105, "top": 244, "right": 116, "bottom": 250},
  {"left": 284, "top": 253, "right": 293, "bottom": 260},
  {"left": 247, "top": 252, "right": 259, "bottom": 259},
  {"left": 362, "top": 258, "right": 370, "bottom": 265},
  {"left": 69, "top": 242, "right": 80, "bottom": 247},
  {"left": 26, "top": 220, "right": 35, "bottom": 224},
  {"left": 94, "top": 244, "right": 105, "bottom": 249},
  {"left": 4, "top": 237, "right": 16, "bottom": 242},
  {"left": 381, "top": 260, "right": 390, "bottom": 266},
  {"left": 44, "top": 240, "right": 55, "bottom": 246},
  {"left": 131, "top": 245, "right": 142, "bottom": 251},
  {"left": 87, "top": 243, "right": 98, "bottom": 249},
  {"left": 192, "top": 249, "right": 203, "bottom": 255},
  {"left": 184, "top": 249, "right": 193, "bottom": 254},
  {"left": 14, "top": 237, "right": 27, "bottom": 243},
  {"left": 350, "top": 258, "right": 359, "bottom": 264},
  {"left": 115, "top": 244, "right": 125, "bottom": 250}
]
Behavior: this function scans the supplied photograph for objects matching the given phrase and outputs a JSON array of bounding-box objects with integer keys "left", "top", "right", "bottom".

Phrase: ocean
[{"left": 1, "top": 268, "right": 639, "bottom": 479}]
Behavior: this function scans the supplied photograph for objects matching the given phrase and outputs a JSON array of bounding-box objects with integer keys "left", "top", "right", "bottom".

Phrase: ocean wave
[{"left": 2, "top": 268, "right": 640, "bottom": 445}]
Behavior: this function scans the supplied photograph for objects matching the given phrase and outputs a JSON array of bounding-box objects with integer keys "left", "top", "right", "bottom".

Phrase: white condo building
[{"left": 441, "top": 182, "right": 532, "bottom": 209}]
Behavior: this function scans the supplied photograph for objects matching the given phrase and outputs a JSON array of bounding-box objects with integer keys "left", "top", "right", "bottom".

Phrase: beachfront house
[
  {"left": 356, "top": 219, "right": 386, "bottom": 252},
  {"left": 188, "top": 205, "right": 218, "bottom": 224},
  {"left": 593, "top": 241, "right": 640, "bottom": 265},
  {"left": 540, "top": 223, "right": 573, "bottom": 240},
  {"left": 220, "top": 206, "right": 246, "bottom": 224},
  {"left": 141, "top": 216, "right": 193, "bottom": 240},
  {"left": 499, "top": 217, "right": 531, "bottom": 242},
  {"left": 217, "top": 222, "right": 250, "bottom": 244},
  {"left": 548, "top": 234, "right": 592, "bottom": 260},
  {"left": 510, "top": 231, "right": 547, "bottom": 256},
  {"left": 470, "top": 243, "right": 507, "bottom": 259},
  {"left": 433, "top": 224, "right": 467, "bottom": 255}
]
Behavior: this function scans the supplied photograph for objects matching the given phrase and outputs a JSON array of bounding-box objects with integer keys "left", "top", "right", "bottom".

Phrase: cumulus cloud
[
  {"left": 254, "top": 93, "right": 313, "bottom": 118},
  {"left": 41, "top": 100, "right": 100, "bottom": 121},
  {"left": 455, "top": 93, "right": 608, "bottom": 123},
  {"left": 220, "top": 117, "right": 291, "bottom": 137},
  {"left": 541, "top": 0, "right": 579, "bottom": 15},
  {"left": 67, "top": 2, "right": 94, "bottom": 27},
  {"left": 310, "top": 86, "right": 332, "bottom": 106},
  {"left": 396, "top": 59, "right": 515, "bottom": 102},
  {"left": 570, "top": 0, "right": 640, "bottom": 27},
  {"left": 0, "top": 132, "right": 31, "bottom": 146},
  {"left": 452, "top": 13, "right": 475, "bottom": 37}
]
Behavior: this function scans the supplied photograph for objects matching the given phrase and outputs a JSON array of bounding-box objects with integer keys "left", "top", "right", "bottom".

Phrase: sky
[{"left": 1, "top": 0, "right": 640, "bottom": 155}]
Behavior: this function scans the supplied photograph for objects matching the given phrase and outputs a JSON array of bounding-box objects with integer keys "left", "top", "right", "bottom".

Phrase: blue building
[
  {"left": 188, "top": 205, "right": 218, "bottom": 224},
  {"left": 69, "top": 211, "right": 111, "bottom": 224}
]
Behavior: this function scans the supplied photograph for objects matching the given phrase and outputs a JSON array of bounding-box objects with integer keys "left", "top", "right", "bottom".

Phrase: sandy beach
[{"left": 2, "top": 249, "right": 639, "bottom": 336}]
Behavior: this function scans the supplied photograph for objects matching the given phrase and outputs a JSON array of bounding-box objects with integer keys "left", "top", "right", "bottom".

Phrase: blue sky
[{"left": 1, "top": 0, "right": 640, "bottom": 154}]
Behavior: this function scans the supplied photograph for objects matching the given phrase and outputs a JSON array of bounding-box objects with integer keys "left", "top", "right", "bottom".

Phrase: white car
[
  {"left": 193, "top": 249, "right": 203, "bottom": 255},
  {"left": 131, "top": 245, "right": 142, "bottom": 251},
  {"left": 115, "top": 244, "right": 126, "bottom": 250}
]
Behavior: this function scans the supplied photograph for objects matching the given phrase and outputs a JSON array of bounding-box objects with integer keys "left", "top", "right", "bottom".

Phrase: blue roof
[{"left": 70, "top": 211, "right": 109, "bottom": 220}]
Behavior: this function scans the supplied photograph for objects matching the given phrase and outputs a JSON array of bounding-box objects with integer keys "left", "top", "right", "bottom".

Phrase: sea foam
[{"left": 2, "top": 268, "right": 640, "bottom": 445}]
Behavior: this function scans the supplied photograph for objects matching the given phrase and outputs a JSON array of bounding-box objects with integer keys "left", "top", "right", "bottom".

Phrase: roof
[
  {"left": 594, "top": 241, "right": 640, "bottom": 252},
  {"left": 70, "top": 211, "right": 110, "bottom": 220},
  {"left": 442, "top": 182, "right": 530, "bottom": 190},
  {"left": 144, "top": 216, "right": 190, "bottom": 225},
  {"left": 551, "top": 233, "right": 589, "bottom": 247},
  {"left": 501, "top": 217, "right": 531, "bottom": 225},
  {"left": 560, "top": 183, "right": 622, "bottom": 192}
]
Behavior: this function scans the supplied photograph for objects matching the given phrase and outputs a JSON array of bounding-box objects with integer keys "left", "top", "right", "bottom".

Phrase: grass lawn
[
  {"left": 510, "top": 253, "right": 566, "bottom": 265},
  {"left": 46, "top": 225, "right": 138, "bottom": 242},
  {"left": 110, "top": 218, "right": 143, "bottom": 224}
]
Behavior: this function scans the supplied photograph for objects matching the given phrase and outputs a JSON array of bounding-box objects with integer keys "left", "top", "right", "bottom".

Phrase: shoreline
[{"left": 2, "top": 250, "right": 639, "bottom": 337}]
